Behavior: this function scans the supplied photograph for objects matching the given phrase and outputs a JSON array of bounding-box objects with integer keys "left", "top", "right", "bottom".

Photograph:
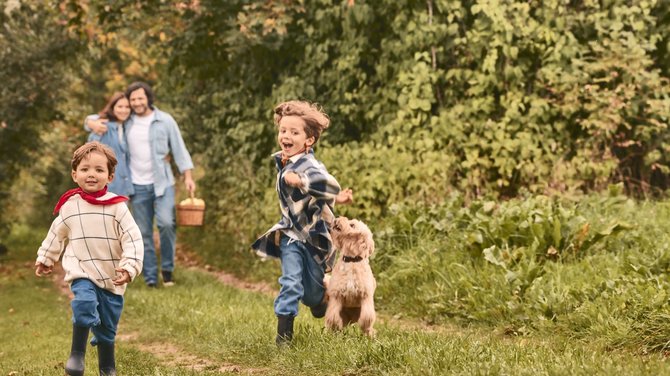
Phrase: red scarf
[{"left": 53, "top": 186, "right": 128, "bottom": 215}]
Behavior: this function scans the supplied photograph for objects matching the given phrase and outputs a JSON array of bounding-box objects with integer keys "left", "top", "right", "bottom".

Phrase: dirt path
[
  {"left": 48, "top": 237, "right": 470, "bottom": 373},
  {"left": 114, "top": 330, "right": 262, "bottom": 374},
  {"left": 173, "top": 243, "right": 476, "bottom": 338},
  {"left": 175, "top": 243, "right": 276, "bottom": 296},
  {"left": 49, "top": 249, "right": 268, "bottom": 375}
]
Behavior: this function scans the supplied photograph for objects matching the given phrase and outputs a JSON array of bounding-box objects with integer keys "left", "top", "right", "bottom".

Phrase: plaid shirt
[
  {"left": 252, "top": 150, "right": 341, "bottom": 271},
  {"left": 36, "top": 193, "right": 144, "bottom": 296}
]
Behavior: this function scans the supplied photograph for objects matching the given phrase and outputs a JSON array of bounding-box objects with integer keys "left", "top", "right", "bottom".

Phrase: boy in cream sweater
[{"left": 35, "top": 141, "right": 143, "bottom": 376}]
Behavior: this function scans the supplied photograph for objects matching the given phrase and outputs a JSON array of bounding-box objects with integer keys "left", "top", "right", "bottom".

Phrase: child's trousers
[
  {"left": 274, "top": 235, "right": 326, "bottom": 317},
  {"left": 70, "top": 278, "right": 124, "bottom": 345}
]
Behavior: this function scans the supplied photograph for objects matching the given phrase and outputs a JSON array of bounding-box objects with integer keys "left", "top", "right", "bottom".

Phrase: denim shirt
[
  {"left": 252, "top": 150, "right": 341, "bottom": 272},
  {"left": 124, "top": 107, "right": 194, "bottom": 197},
  {"left": 84, "top": 107, "right": 193, "bottom": 197},
  {"left": 87, "top": 121, "right": 134, "bottom": 197}
]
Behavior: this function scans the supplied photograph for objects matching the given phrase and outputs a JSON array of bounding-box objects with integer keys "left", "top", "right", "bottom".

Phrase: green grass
[
  {"left": 370, "top": 195, "right": 670, "bottom": 350},
  {"left": 0, "top": 264, "right": 206, "bottom": 375},
  {"left": 5, "top": 223, "right": 670, "bottom": 375},
  {"left": 179, "top": 228, "right": 279, "bottom": 283}
]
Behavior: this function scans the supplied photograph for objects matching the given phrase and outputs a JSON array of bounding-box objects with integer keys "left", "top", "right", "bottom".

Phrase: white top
[
  {"left": 36, "top": 193, "right": 144, "bottom": 295},
  {"left": 127, "top": 113, "right": 154, "bottom": 184}
]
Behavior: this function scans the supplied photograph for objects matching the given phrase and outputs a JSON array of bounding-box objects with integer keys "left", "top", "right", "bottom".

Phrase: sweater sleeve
[
  {"left": 35, "top": 215, "right": 68, "bottom": 267},
  {"left": 115, "top": 205, "right": 144, "bottom": 280}
]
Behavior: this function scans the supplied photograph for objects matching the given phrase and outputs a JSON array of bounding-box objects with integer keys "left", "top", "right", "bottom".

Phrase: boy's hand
[
  {"left": 336, "top": 188, "right": 354, "bottom": 205},
  {"left": 35, "top": 262, "right": 53, "bottom": 277},
  {"left": 112, "top": 268, "right": 131, "bottom": 286},
  {"left": 283, "top": 172, "right": 303, "bottom": 188}
]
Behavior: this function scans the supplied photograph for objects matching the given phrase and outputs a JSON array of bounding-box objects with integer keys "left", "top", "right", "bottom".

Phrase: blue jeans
[
  {"left": 274, "top": 235, "right": 326, "bottom": 317},
  {"left": 131, "top": 183, "right": 176, "bottom": 285},
  {"left": 70, "top": 279, "right": 124, "bottom": 345}
]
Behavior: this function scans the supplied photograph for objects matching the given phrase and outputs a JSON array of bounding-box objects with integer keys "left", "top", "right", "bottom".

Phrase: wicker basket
[{"left": 176, "top": 196, "right": 206, "bottom": 227}]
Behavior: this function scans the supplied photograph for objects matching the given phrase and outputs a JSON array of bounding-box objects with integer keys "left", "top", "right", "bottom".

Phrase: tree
[{"left": 0, "top": 0, "right": 83, "bottom": 239}]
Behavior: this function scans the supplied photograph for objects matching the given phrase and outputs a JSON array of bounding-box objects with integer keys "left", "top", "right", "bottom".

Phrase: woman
[{"left": 87, "top": 92, "right": 133, "bottom": 196}]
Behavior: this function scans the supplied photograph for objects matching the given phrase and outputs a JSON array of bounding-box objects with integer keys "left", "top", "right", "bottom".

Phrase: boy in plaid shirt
[
  {"left": 35, "top": 141, "right": 143, "bottom": 376},
  {"left": 253, "top": 100, "right": 352, "bottom": 345}
]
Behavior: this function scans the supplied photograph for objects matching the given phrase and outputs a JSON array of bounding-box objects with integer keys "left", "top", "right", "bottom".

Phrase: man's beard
[{"left": 133, "top": 105, "right": 148, "bottom": 115}]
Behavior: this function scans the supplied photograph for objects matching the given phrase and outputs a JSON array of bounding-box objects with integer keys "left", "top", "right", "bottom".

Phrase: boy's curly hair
[
  {"left": 273, "top": 100, "right": 330, "bottom": 144},
  {"left": 71, "top": 141, "right": 118, "bottom": 175}
]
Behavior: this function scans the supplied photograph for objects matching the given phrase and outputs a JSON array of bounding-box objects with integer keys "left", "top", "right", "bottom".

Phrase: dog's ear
[{"left": 358, "top": 236, "right": 375, "bottom": 258}]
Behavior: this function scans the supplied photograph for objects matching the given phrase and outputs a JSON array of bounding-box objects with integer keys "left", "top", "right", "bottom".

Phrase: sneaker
[
  {"left": 310, "top": 301, "right": 327, "bottom": 318},
  {"left": 162, "top": 271, "right": 175, "bottom": 287},
  {"left": 146, "top": 283, "right": 157, "bottom": 288}
]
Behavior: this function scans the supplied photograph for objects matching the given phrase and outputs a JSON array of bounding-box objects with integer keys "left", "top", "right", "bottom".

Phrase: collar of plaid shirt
[
  {"left": 53, "top": 186, "right": 128, "bottom": 215},
  {"left": 280, "top": 148, "right": 307, "bottom": 167}
]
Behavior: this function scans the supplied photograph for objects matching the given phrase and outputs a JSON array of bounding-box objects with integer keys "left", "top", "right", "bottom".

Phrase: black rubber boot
[
  {"left": 276, "top": 315, "right": 294, "bottom": 346},
  {"left": 98, "top": 342, "right": 117, "bottom": 376},
  {"left": 65, "top": 325, "right": 89, "bottom": 376},
  {"left": 310, "top": 301, "right": 327, "bottom": 318}
]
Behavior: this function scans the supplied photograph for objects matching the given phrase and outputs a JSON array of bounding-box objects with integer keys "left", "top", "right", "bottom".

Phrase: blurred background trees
[{"left": 3, "top": 0, "right": 670, "bottom": 253}]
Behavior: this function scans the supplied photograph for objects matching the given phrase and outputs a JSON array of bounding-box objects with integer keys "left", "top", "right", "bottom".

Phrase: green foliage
[
  {"left": 6, "top": 224, "right": 670, "bottom": 374},
  {"left": 8, "top": 0, "right": 670, "bottom": 258},
  {"left": 0, "top": 0, "right": 83, "bottom": 237},
  {"left": 373, "top": 192, "right": 670, "bottom": 354},
  {"left": 7, "top": 0, "right": 670, "bottom": 360},
  {"left": 149, "top": 0, "right": 670, "bottom": 250}
]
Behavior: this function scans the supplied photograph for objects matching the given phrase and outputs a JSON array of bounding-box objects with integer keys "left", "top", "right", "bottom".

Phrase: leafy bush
[{"left": 375, "top": 191, "right": 670, "bottom": 352}]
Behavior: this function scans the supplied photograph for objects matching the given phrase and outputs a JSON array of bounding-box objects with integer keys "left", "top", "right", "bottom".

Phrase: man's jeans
[
  {"left": 274, "top": 235, "right": 326, "bottom": 317},
  {"left": 131, "top": 183, "right": 176, "bottom": 285}
]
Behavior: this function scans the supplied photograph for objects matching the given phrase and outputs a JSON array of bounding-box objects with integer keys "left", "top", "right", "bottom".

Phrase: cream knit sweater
[{"left": 36, "top": 193, "right": 144, "bottom": 295}]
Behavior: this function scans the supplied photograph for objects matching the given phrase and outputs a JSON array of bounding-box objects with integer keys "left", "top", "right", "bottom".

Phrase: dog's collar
[{"left": 342, "top": 255, "right": 363, "bottom": 263}]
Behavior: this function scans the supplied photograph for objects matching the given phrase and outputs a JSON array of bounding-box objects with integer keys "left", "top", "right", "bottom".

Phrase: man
[{"left": 87, "top": 81, "right": 195, "bottom": 288}]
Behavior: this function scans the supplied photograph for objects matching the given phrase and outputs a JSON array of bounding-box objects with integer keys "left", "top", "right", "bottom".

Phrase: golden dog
[{"left": 325, "top": 216, "right": 376, "bottom": 336}]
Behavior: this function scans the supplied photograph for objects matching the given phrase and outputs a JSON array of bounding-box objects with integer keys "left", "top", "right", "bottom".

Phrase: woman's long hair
[{"left": 98, "top": 92, "right": 127, "bottom": 122}]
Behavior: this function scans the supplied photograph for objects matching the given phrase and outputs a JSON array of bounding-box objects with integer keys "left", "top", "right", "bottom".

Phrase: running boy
[
  {"left": 252, "top": 100, "right": 352, "bottom": 345},
  {"left": 35, "top": 141, "right": 143, "bottom": 376}
]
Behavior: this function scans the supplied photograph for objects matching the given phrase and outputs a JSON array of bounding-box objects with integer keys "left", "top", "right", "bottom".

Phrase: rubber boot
[
  {"left": 98, "top": 342, "right": 117, "bottom": 376},
  {"left": 310, "top": 301, "right": 327, "bottom": 318},
  {"left": 276, "top": 315, "right": 294, "bottom": 346},
  {"left": 65, "top": 325, "right": 89, "bottom": 376}
]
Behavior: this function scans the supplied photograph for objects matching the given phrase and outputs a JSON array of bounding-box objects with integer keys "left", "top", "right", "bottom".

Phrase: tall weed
[{"left": 375, "top": 191, "right": 670, "bottom": 352}]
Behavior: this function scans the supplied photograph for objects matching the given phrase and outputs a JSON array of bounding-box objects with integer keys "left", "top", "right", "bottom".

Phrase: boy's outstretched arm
[
  {"left": 284, "top": 166, "right": 341, "bottom": 201},
  {"left": 283, "top": 172, "right": 303, "bottom": 188}
]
